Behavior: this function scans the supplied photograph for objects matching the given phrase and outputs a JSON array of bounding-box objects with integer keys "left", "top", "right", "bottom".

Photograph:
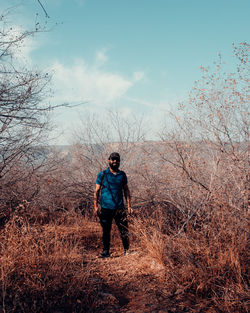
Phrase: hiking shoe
[
  {"left": 100, "top": 250, "right": 110, "bottom": 258},
  {"left": 124, "top": 249, "right": 135, "bottom": 256}
]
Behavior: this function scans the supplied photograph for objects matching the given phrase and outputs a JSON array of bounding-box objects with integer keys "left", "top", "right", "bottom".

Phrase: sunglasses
[{"left": 110, "top": 157, "right": 120, "bottom": 162}]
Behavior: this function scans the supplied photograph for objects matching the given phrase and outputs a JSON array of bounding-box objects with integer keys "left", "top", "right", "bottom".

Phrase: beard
[{"left": 109, "top": 162, "right": 119, "bottom": 171}]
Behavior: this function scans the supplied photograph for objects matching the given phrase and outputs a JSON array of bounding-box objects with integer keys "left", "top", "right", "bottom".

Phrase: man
[{"left": 94, "top": 152, "right": 133, "bottom": 258}]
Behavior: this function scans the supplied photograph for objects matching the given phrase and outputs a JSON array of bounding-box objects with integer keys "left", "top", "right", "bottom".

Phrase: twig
[{"left": 37, "top": 0, "right": 50, "bottom": 18}]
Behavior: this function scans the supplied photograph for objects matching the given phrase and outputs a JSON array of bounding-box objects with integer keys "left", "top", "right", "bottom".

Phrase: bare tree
[
  {"left": 0, "top": 9, "right": 79, "bottom": 220},
  {"left": 0, "top": 10, "right": 51, "bottom": 172},
  {"left": 156, "top": 43, "right": 249, "bottom": 230},
  {"left": 68, "top": 110, "right": 146, "bottom": 214}
]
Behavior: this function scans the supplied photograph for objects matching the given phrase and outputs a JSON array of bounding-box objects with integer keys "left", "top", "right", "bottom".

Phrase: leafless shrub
[
  {"left": 131, "top": 202, "right": 248, "bottom": 312},
  {"left": 130, "top": 43, "right": 249, "bottom": 312},
  {"left": 0, "top": 210, "right": 101, "bottom": 312},
  {"left": 0, "top": 9, "right": 86, "bottom": 223},
  {"left": 70, "top": 110, "right": 147, "bottom": 215}
]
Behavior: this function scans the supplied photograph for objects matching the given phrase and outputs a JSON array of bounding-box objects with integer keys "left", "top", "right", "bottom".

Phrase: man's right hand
[
  {"left": 94, "top": 204, "right": 99, "bottom": 215},
  {"left": 94, "top": 184, "right": 101, "bottom": 216}
]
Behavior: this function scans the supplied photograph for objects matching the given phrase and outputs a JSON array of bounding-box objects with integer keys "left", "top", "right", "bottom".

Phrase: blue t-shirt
[{"left": 96, "top": 168, "right": 128, "bottom": 210}]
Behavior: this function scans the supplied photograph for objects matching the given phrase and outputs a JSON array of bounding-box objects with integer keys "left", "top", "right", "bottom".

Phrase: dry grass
[
  {"left": 0, "top": 210, "right": 101, "bottom": 313},
  {"left": 0, "top": 198, "right": 248, "bottom": 312},
  {"left": 132, "top": 204, "right": 249, "bottom": 313}
]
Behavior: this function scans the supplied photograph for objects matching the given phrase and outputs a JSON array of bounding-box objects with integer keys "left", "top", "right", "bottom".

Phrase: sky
[{"left": 1, "top": 0, "right": 249, "bottom": 144}]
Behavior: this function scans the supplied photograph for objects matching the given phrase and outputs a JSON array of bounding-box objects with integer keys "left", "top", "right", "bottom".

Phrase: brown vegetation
[
  {"left": 0, "top": 193, "right": 248, "bottom": 312},
  {"left": 0, "top": 9, "right": 249, "bottom": 313}
]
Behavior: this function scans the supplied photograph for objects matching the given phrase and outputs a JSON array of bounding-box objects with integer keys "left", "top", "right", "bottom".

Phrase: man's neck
[{"left": 109, "top": 167, "right": 118, "bottom": 174}]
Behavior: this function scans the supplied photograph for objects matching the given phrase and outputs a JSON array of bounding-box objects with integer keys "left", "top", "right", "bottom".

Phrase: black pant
[{"left": 98, "top": 207, "right": 129, "bottom": 252}]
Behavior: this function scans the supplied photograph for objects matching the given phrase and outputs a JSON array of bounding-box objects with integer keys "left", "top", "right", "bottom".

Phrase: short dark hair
[{"left": 108, "top": 152, "right": 120, "bottom": 161}]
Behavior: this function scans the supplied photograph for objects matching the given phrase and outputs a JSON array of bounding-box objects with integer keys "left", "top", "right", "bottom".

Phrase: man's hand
[
  {"left": 123, "top": 184, "right": 132, "bottom": 214},
  {"left": 128, "top": 206, "right": 133, "bottom": 214},
  {"left": 94, "top": 184, "right": 101, "bottom": 216},
  {"left": 94, "top": 204, "right": 99, "bottom": 215}
]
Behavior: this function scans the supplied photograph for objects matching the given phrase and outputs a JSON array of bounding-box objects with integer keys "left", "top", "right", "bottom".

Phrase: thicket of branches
[
  {"left": 0, "top": 10, "right": 81, "bottom": 224},
  {"left": 131, "top": 43, "right": 249, "bottom": 312},
  {"left": 69, "top": 43, "right": 249, "bottom": 311},
  {"left": 0, "top": 7, "right": 248, "bottom": 312}
]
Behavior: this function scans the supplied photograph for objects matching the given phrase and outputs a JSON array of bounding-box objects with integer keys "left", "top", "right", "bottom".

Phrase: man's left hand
[{"left": 128, "top": 207, "right": 133, "bottom": 214}]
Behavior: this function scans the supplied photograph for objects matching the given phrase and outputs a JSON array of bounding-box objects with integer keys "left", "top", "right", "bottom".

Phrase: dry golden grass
[
  {"left": 0, "top": 211, "right": 101, "bottom": 312},
  {"left": 132, "top": 204, "right": 249, "bottom": 313},
  {"left": 0, "top": 202, "right": 248, "bottom": 312}
]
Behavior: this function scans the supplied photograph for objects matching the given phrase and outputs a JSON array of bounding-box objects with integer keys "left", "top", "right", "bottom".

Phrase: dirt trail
[{"left": 82, "top": 226, "right": 183, "bottom": 313}]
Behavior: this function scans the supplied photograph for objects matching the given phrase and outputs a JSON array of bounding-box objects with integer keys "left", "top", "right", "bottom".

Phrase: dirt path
[{"left": 83, "top": 245, "right": 183, "bottom": 313}]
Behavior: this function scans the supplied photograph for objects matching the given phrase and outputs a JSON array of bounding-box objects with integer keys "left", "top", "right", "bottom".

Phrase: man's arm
[
  {"left": 93, "top": 184, "right": 101, "bottom": 215},
  {"left": 123, "top": 184, "right": 133, "bottom": 214}
]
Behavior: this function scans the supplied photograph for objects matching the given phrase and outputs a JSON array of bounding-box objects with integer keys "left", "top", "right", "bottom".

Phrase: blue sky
[{"left": 1, "top": 0, "right": 249, "bottom": 144}]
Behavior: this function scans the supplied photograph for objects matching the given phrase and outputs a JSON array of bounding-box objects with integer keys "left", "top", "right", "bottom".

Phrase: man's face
[{"left": 108, "top": 157, "right": 120, "bottom": 171}]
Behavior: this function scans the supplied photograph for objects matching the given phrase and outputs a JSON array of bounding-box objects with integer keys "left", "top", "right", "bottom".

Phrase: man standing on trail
[{"left": 94, "top": 152, "right": 133, "bottom": 258}]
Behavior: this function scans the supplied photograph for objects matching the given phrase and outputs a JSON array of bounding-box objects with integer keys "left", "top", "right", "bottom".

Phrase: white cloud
[
  {"left": 95, "top": 48, "right": 109, "bottom": 67},
  {"left": 125, "top": 96, "right": 154, "bottom": 107},
  {"left": 51, "top": 56, "right": 144, "bottom": 105},
  {"left": 133, "top": 71, "right": 145, "bottom": 82},
  {"left": 48, "top": 55, "right": 146, "bottom": 144},
  {"left": 96, "top": 50, "right": 108, "bottom": 63}
]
